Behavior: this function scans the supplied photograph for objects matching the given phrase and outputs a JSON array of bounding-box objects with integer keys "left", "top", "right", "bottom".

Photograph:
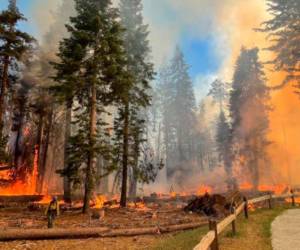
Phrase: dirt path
[{"left": 271, "top": 209, "right": 300, "bottom": 250}]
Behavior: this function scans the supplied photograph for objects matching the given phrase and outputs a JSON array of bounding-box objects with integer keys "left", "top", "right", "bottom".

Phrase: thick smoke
[{"left": 29, "top": 0, "right": 300, "bottom": 193}]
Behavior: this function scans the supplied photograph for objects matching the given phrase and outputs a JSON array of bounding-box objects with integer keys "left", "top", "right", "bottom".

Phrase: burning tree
[
  {"left": 0, "top": 0, "right": 35, "bottom": 142},
  {"left": 230, "top": 47, "right": 271, "bottom": 189}
]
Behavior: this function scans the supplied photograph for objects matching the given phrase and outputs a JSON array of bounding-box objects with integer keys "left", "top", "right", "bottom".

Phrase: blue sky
[
  {"left": 0, "top": 0, "right": 223, "bottom": 99},
  {"left": 0, "top": 0, "right": 39, "bottom": 36}
]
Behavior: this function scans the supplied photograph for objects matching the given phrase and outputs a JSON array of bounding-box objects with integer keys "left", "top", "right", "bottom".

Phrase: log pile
[{"left": 184, "top": 191, "right": 243, "bottom": 217}]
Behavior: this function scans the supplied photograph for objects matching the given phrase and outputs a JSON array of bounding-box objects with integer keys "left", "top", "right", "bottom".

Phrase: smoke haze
[{"left": 29, "top": 0, "right": 300, "bottom": 190}]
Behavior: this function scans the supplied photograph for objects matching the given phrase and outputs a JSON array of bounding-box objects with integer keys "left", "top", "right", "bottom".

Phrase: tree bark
[
  {"left": 35, "top": 113, "right": 45, "bottom": 194},
  {"left": 120, "top": 101, "right": 129, "bottom": 207},
  {"left": 39, "top": 107, "right": 54, "bottom": 194},
  {"left": 83, "top": 82, "right": 97, "bottom": 213},
  {"left": 13, "top": 101, "right": 26, "bottom": 168},
  {"left": 0, "top": 55, "right": 9, "bottom": 138},
  {"left": 63, "top": 101, "right": 72, "bottom": 203}
]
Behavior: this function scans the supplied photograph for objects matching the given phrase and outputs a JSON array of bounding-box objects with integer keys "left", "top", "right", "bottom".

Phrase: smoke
[{"left": 28, "top": 0, "right": 300, "bottom": 190}]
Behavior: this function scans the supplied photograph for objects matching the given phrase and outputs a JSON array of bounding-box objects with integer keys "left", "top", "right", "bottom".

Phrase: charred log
[{"left": 184, "top": 191, "right": 243, "bottom": 217}]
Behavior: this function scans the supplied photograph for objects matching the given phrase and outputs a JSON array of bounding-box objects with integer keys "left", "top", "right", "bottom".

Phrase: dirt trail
[{"left": 271, "top": 209, "right": 300, "bottom": 250}]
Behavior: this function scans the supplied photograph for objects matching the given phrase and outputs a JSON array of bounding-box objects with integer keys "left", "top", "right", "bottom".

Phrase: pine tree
[
  {"left": 230, "top": 47, "right": 270, "bottom": 189},
  {"left": 118, "top": 0, "right": 155, "bottom": 199},
  {"left": 158, "top": 47, "right": 196, "bottom": 181},
  {"left": 52, "top": 0, "right": 130, "bottom": 213},
  {"left": 51, "top": 26, "right": 86, "bottom": 202},
  {"left": 215, "top": 110, "right": 235, "bottom": 188},
  {"left": 259, "top": 0, "right": 300, "bottom": 88},
  {"left": 208, "top": 79, "right": 229, "bottom": 112},
  {"left": 0, "top": 0, "right": 35, "bottom": 139}
]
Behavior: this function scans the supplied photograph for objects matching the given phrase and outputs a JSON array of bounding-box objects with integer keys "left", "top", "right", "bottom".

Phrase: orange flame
[
  {"left": 93, "top": 195, "right": 107, "bottom": 209},
  {"left": 197, "top": 185, "right": 213, "bottom": 196},
  {"left": 0, "top": 145, "right": 39, "bottom": 196}
]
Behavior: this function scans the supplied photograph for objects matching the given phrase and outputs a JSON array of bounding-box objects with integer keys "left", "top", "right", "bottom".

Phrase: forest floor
[
  {"left": 0, "top": 207, "right": 290, "bottom": 250},
  {"left": 0, "top": 200, "right": 205, "bottom": 250},
  {"left": 0, "top": 200, "right": 203, "bottom": 230}
]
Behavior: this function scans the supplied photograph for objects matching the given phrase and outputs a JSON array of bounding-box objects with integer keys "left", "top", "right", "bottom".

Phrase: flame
[
  {"left": 258, "top": 184, "right": 288, "bottom": 195},
  {"left": 239, "top": 182, "right": 253, "bottom": 191},
  {"left": 128, "top": 201, "right": 150, "bottom": 211},
  {"left": 36, "top": 194, "right": 52, "bottom": 204},
  {"left": 93, "top": 195, "right": 107, "bottom": 209},
  {"left": 170, "top": 191, "right": 177, "bottom": 198},
  {"left": 0, "top": 145, "right": 39, "bottom": 196},
  {"left": 197, "top": 185, "right": 213, "bottom": 196}
]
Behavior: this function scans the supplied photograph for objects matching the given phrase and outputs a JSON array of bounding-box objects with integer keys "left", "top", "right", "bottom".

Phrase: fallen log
[
  {"left": 0, "top": 227, "right": 110, "bottom": 241},
  {"left": 0, "top": 221, "right": 207, "bottom": 241}
]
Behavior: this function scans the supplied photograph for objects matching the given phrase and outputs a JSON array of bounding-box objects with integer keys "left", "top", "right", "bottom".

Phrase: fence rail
[{"left": 193, "top": 191, "right": 299, "bottom": 250}]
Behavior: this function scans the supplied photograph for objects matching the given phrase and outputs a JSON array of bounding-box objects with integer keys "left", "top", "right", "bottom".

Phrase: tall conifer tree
[
  {"left": 53, "top": 0, "right": 130, "bottom": 212},
  {"left": 158, "top": 47, "right": 196, "bottom": 181},
  {"left": 230, "top": 47, "right": 270, "bottom": 189},
  {"left": 118, "top": 0, "right": 155, "bottom": 199},
  {"left": 0, "top": 0, "right": 35, "bottom": 154}
]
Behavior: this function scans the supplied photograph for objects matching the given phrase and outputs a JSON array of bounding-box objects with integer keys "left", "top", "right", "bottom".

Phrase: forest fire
[
  {"left": 0, "top": 145, "right": 39, "bottom": 196},
  {"left": 197, "top": 185, "right": 213, "bottom": 196},
  {"left": 93, "top": 195, "right": 107, "bottom": 209}
]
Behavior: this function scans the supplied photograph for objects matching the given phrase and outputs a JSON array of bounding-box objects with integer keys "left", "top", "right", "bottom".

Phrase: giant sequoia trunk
[
  {"left": 63, "top": 101, "right": 72, "bottom": 203},
  {"left": 0, "top": 55, "right": 9, "bottom": 138},
  {"left": 83, "top": 83, "right": 97, "bottom": 213},
  {"left": 120, "top": 101, "right": 129, "bottom": 207}
]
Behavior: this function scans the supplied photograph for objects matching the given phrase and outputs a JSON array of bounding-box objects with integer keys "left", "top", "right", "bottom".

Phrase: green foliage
[
  {"left": 0, "top": 0, "right": 35, "bottom": 163},
  {"left": 110, "top": 0, "right": 156, "bottom": 200},
  {"left": 0, "top": 1, "right": 35, "bottom": 60},
  {"left": 259, "top": 0, "right": 300, "bottom": 87}
]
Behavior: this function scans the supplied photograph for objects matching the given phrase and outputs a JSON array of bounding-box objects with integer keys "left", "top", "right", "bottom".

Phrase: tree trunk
[
  {"left": 63, "top": 101, "right": 72, "bottom": 203},
  {"left": 120, "top": 102, "right": 129, "bottom": 207},
  {"left": 129, "top": 131, "right": 139, "bottom": 198},
  {"left": 129, "top": 175, "right": 137, "bottom": 198},
  {"left": 13, "top": 103, "right": 26, "bottom": 168},
  {"left": 39, "top": 107, "right": 54, "bottom": 193},
  {"left": 0, "top": 55, "right": 9, "bottom": 138},
  {"left": 83, "top": 83, "right": 97, "bottom": 213},
  {"left": 35, "top": 113, "right": 45, "bottom": 194}
]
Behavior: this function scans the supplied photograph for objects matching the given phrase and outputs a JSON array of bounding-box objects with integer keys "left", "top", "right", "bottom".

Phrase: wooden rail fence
[{"left": 193, "top": 191, "right": 299, "bottom": 250}]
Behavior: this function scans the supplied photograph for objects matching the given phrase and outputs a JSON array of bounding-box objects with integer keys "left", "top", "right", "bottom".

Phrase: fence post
[
  {"left": 209, "top": 219, "right": 219, "bottom": 250},
  {"left": 230, "top": 205, "right": 237, "bottom": 236},
  {"left": 243, "top": 197, "right": 249, "bottom": 219},
  {"left": 291, "top": 189, "right": 295, "bottom": 207},
  {"left": 268, "top": 193, "right": 273, "bottom": 209}
]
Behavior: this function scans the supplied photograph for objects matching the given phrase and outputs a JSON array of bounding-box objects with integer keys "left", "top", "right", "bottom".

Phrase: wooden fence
[{"left": 193, "top": 191, "right": 299, "bottom": 250}]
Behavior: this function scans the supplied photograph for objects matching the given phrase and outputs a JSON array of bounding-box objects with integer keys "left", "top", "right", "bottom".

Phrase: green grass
[
  {"left": 151, "top": 205, "right": 296, "bottom": 250},
  {"left": 151, "top": 226, "right": 208, "bottom": 250},
  {"left": 219, "top": 205, "right": 293, "bottom": 250}
]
